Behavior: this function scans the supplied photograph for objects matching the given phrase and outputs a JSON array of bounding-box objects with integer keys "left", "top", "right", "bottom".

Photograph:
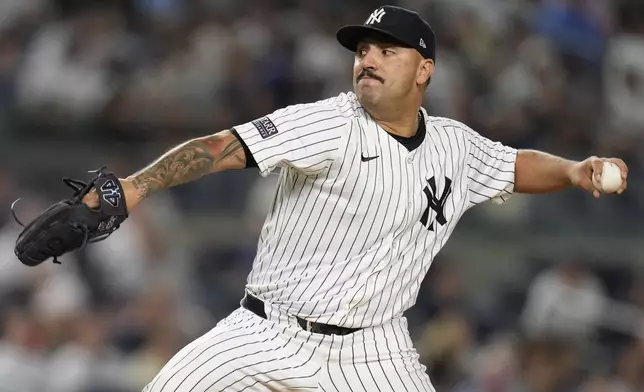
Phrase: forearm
[
  {"left": 127, "top": 130, "right": 246, "bottom": 200},
  {"left": 514, "top": 150, "right": 576, "bottom": 193}
]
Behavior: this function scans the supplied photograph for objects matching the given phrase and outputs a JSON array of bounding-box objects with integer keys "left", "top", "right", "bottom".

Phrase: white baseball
[{"left": 598, "top": 161, "right": 622, "bottom": 193}]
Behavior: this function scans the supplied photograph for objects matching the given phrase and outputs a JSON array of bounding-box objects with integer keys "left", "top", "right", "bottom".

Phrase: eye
[{"left": 382, "top": 49, "right": 395, "bottom": 56}]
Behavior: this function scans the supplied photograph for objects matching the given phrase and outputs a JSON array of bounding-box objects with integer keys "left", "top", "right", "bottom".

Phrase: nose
[{"left": 358, "top": 46, "right": 379, "bottom": 71}]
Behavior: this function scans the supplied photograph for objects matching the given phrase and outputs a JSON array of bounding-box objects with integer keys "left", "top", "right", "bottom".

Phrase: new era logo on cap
[{"left": 419, "top": 38, "right": 426, "bottom": 48}]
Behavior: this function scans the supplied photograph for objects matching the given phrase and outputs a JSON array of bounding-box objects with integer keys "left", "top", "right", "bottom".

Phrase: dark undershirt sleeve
[{"left": 230, "top": 127, "right": 258, "bottom": 168}]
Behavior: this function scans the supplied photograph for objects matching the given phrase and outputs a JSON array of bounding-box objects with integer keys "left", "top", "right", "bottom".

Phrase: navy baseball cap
[{"left": 337, "top": 5, "right": 436, "bottom": 61}]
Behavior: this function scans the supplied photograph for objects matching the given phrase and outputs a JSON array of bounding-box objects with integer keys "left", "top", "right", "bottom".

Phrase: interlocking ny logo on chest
[{"left": 420, "top": 176, "right": 452, "bottom": 231}]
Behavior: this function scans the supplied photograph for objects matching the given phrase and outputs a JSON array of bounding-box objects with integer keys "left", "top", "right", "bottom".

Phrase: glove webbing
[{"left": 10, "top": 166, "right": 112, "bottom": 265}]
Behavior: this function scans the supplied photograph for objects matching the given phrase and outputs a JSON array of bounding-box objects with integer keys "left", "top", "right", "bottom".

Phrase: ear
[{"left": 417, "top": 59, "right": 434, "bottom": 85}]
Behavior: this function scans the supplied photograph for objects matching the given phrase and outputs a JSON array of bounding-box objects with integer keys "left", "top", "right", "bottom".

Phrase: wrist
[
  {"left": 122, "top": 176, "right": 147, "bottom": 212},
  {"left": 564, "top": 160, "right": 580, "bottom": 187}
]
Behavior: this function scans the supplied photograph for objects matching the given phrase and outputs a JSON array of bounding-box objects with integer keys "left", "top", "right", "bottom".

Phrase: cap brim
[{"left": 336, "top": 25, "right": 413, "bottom": 53}]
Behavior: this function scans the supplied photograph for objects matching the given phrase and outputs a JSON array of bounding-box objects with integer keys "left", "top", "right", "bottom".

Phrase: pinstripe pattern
[
  {"left": 143, "top": 308, "right": 324, "bottom": 392},
  {"left": 144, "top": 307, "right": 434, "bottom": 391},
  {"left": 318, "top": 313, "right": 434, "bottom": 392},
  {"left": 146, "top": 92, "right": 517, "bottom": 391},
  {"left": 233, "top": 93, "right": 517, "bottom": 329}
]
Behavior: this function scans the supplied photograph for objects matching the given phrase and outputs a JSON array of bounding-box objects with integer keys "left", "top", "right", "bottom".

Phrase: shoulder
[
  {"left": 424, "top": 113, "right": 512, "bottom": 150},
  {"left": 315, "top": 92, "right": 363, "bottom": 121},
  {"left": 272, "top": 92, "right": 359, "bottom": 121},
  {"left": 314, "top": 91, "right": 361, "bottom": 111},
  {"left": 425, "top": 114, "right": 474, "bottom": 135},
  {"left": 422, "top": 113, "right": 480, "bottom": 142}
]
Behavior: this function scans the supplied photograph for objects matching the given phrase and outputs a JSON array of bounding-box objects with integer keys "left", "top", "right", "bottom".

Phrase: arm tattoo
[{"left": 129, "top": 131, "right": 246, "bottom": 199}]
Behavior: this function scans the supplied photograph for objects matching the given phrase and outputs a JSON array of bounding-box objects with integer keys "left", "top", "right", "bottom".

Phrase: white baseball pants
[{"left": 142, "top": 306, "right": 435, "bottom": 391}]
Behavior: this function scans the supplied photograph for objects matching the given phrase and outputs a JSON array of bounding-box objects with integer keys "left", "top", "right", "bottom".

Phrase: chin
[{"left": 355, "top": 88, "right": 380, "bottom": 107}]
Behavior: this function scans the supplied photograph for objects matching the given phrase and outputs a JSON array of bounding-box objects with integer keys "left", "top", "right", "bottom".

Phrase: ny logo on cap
[{"left": 366, "top": 8, "right": 386, "bottom": 25}]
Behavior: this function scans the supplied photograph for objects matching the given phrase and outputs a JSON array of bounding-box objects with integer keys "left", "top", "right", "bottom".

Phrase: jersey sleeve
[
  {"left": 232, "top": 99, "right": 349, "bottom": 177},
  {"left": 464, "top": 129, "right": 518, "bottom": 205}
]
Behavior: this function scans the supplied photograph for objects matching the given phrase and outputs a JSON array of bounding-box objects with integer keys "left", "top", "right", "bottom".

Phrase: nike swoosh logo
[{"left": 361, "top": 154, "right": 379, "bottom": 162}]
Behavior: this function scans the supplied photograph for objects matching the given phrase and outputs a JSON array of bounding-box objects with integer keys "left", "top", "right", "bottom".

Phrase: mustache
[{"left": 357, "top": 69, "right": 384, "bottom": 83}]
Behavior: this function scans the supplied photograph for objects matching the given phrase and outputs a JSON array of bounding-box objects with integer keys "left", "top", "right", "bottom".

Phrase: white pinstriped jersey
[{"left": 233, "top": 92, "right": 517, "bottom": 328}]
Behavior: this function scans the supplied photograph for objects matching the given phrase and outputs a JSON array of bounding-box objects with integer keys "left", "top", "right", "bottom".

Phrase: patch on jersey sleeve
[{"left": 252, "top": 117, "right": 279, "bottom": 139}]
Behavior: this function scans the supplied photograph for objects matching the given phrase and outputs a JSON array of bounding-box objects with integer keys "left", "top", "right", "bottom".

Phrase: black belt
[{"left": 241, "top": 292, "right": 361, "bottom": 336}]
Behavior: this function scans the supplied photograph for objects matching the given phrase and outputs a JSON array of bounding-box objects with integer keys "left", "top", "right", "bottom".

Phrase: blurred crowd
[{"left": 0, "top": 0, "right": 643, "bottom": 391}]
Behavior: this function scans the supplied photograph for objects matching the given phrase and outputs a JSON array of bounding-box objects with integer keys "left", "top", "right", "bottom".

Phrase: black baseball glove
[{"left": 12, "top": 166, "right": 129, "bottom": 266}]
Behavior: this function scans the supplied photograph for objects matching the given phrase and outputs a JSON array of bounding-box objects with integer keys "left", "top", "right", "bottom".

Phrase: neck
[
  {"left": 363, "top": 89, "right": 424, "bottom": 137},
  {"left": 368, "top": 105, "right": 421, "bottom": 138}
]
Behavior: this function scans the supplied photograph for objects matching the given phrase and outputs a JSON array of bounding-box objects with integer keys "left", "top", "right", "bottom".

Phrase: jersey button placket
[{"left": 406, "top": 157, "right": 415, "bottom": 220}]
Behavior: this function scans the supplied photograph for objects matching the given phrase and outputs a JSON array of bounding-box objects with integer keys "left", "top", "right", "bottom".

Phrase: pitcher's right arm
[
  {"left": 85, "top": 95, "right": 350, "bottom": 212},
  {"left": 84, "top": 130, "right": 246, "bottom": 211}
]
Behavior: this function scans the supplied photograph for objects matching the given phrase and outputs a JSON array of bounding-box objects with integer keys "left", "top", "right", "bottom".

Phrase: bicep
[{"left": 195, "top": 129, "right": 248, "bottom": 173}]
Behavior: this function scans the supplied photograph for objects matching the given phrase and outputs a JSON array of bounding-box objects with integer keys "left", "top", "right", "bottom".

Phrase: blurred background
[{"left": 0, "top": 0, "right": 643, "bottom": 391}]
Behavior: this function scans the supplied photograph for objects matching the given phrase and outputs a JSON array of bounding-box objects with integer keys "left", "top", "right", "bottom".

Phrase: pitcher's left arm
[
  {"left": 513, "top": 150, "right": 628, "bottom": 198},
  {"left": 462, "top": 124, "right": 628, "bottom": 205}
]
